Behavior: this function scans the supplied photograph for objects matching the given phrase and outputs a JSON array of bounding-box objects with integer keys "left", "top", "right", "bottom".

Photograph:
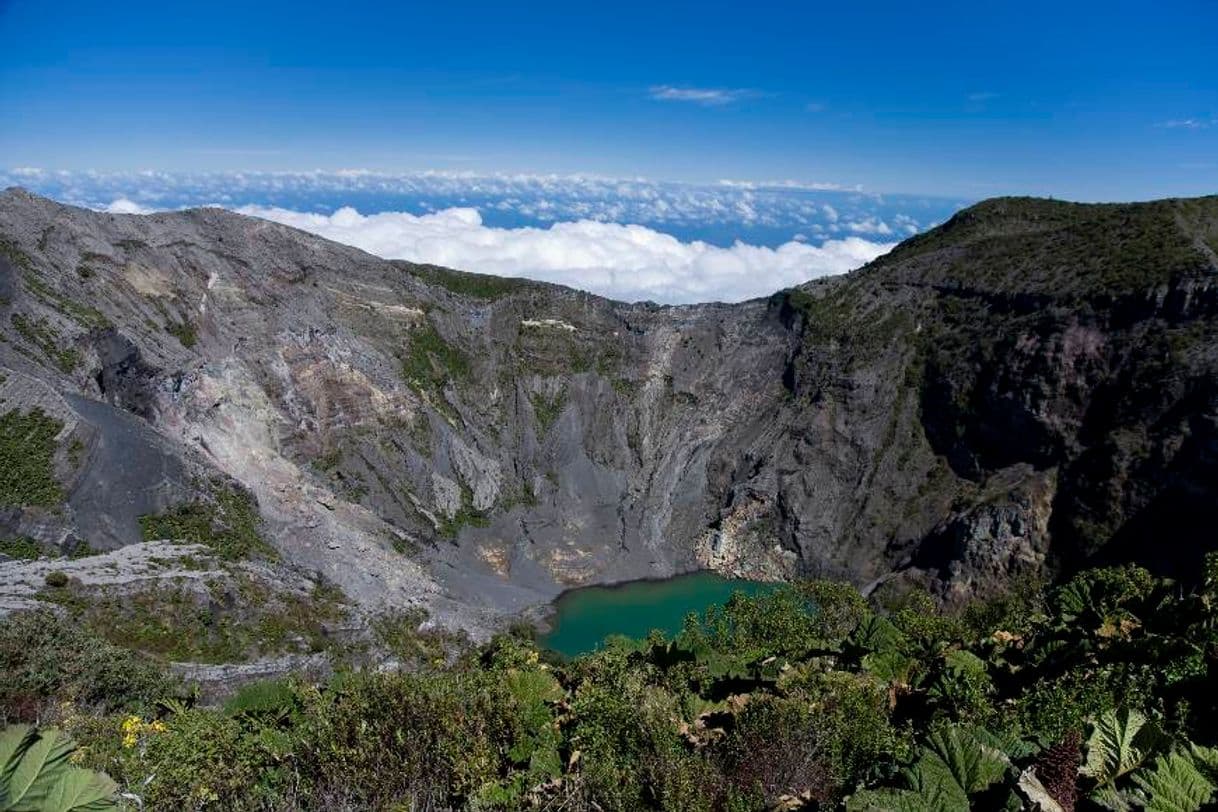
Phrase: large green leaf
[
  {"left": 852, "top": 615, "right": 906, "bottom": 655},
  {"left": 0, "top": 727, "right": 118, "bottom": 812},
  {"left": 0, "top": 726, "right": 37, "bottom": 808},
  {"left": 1132, "top": 749, "right": 1217, "bottom": 812},
  {"left": 924, "top": 725, "right": 1009, "bottom": 795},
  {"left": 1083, "top": 708, "right": 1166, "bottom": 789},
  {"left": 845, "top": 787, "right": 935, "bottom": 812},
  {"left": 846, "top": 725, "right": 1011, "bottom": 812},
  {"left": 904, "top": 752, "right": 970, "bottom": 810},
  {"left": 3, "top": 728, "right": 74, "bottom": 809},
  {"left": 861, "top": 650, "right": 915, "bottom": 684},
  {"left": 29, "top": 767, "right": 118, "bottom": 812}
]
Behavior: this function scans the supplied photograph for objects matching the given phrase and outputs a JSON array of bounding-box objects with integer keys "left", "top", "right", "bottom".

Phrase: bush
[
  {"left": 4, "top": 562, "right": 1217, "bottom": 810},
  {"left": 0, "top": 610, "right": 176, "bottom": 721},
  {"left": 44, "top": 570, "right": 69, "bottom": 588}
]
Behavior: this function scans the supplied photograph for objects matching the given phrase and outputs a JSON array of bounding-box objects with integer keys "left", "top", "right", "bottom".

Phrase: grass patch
[
  {"left": 401, "top": 321, "right": 470, "bottom": 387},
  {"left": 529, "top": 387, "right": 567, "bottom": 433},
  {"left": 165, "top": 320, "right": 198, "bottom": 348},
  {"left": 23, "top": 273, "right": 110, "bottom": 329},
  {"left": 437, "top": 483, "right": 490, "bottom": 539},
  {"left": 399, "top": 321, "right": 470, "bottom": 423},
  {"left": 0, "top": 407, "right": 64, "bottom": 507},
  {"left": 0, "top": 536, "right": 43, "bottom": 559},
  {"left": 10, "top": 313, "right": 80, "bottom": 372},
  {"left": 0, "top": 609, "right": 176, "bottom": 718},
  {"left": 40, "top": 575, "right": 347, "bottom": 664},
  {"left": 407, "top": 263, "right": 530, "bottom": 300},
  {"left": 371, "top": 608, "right": 469, "bottom": 668},
  {"left": 139, "top": 480, "right": 275, "bottom": 560}
]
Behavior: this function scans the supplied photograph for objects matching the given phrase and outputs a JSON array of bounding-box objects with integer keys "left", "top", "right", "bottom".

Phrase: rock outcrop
[{"left": 2, "top": 188, "right": 1216, "bottom": 632}]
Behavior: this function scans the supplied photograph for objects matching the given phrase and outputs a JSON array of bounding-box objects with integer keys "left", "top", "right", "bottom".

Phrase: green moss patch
[
  {"left": 165, "top": 320, "right": 198, "bottom": 348},
  {"left": 0, "top": 536, "right": 44, "bottom": 559},
  {"left": 23, "top": 273, "right": 111, "bottom": 330},
  {"left": 139, "top": 480, "right": 275, "bottom": 560},
  {"left": 0, "top": 408, "right": 65, "bottom": 507},
  {"left": 437, "top": 483, "right": 490, "bottom": 539},
  {"left": 40, "top": 575, "right": 348, "bottom": 664},
  {"left": 407, "top": 263, "right": 530, "bottom": 300},
  {"left": 10, "top": 313, "right": 80, "bottom": 372},
  {"left": 529, "top": 388, "right": 567, "bottom": 432}
]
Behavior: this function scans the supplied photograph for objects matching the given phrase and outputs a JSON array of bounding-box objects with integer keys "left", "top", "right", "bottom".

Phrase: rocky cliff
[{"left": 1, "top": 188, "right": 1215, "bottom": 633}]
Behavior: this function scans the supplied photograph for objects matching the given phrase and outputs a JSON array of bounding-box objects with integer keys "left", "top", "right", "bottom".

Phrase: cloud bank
[
  {"left": 3, "top": 169, "right": 966, "bottom": 248},
  {"left": 236, "top": 204, "right": 894, "bottom": 303}
]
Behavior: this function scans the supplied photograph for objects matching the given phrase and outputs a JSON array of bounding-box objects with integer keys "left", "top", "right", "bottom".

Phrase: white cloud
[
  {"left": 1156, "top": 118, "right": 1213, "bottom": 130},
  {"left": 844, "top": 217, "right": 893, "bottom": 236},
  {"left": 716, "top": 178, "right": 859, "bottom": 192},
  {"left": 238, "top": 205, "right": 893, "bottom": 304},
  {"left": 104, "top": 198, "right": 154, "bottom": 214},
  {"left": 4, "top": 169, "right": 964, "bottom": 242},
  {"left": 649, "top": 85, "right": 752, "bottom": 106}
]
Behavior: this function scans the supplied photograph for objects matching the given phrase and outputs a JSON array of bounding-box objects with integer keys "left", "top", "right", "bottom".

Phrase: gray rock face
[{"left": 2, "top": 188, "right": 1216, "bottom": 633}]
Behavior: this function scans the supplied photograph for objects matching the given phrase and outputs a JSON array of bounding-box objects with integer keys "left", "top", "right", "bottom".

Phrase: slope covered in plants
[{"left": 3, "top": 558, "right": 1216, "bottom": 810}]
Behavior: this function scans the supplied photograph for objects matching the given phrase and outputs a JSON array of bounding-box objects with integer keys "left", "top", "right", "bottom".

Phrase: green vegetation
[
  {"left": 0, "top": 408, "right": 64, "bottom": 507},
  {"left": 164, "top": 319, "right": 197, "bottom": 348},
  {"left": 437, "top": 483, "right": 491, "bottom": 538},
  {"left": 40, "top": 576, "right": 347, "bottom": 664},
  {"left": 407, "top": 263, "right": 531, "bottom": 300},
  {"left": 0, "top": 610, "right": 176, "bottom": 719},
  {"left": 10, "top": 313, "right": 80, "bottom": 372},
  {"left": 0, "top": 534, "right": 94, "bottom": 562},
  {"left": 873, "top": 196, "right": 1218, "bottom": 296},
  {"left": 775, "top": 283, "right": 913, "bottom": 363},
  {"left": 0, "top": 537, "right": 43, "bottom": 560},
  {"left": 3, "top": 561, "right": 1217, "bottom": 810},
  {"left": 399, "top": 320, "right": 470, "bottom": 416},
  {"left": 530, "top": 387, "right": 567, "bottom": 432},
  {"left": 0, "top": 238, "right": 33, "bottom": 272},
  {"left": 22, "top": 273, "right": 110, "bottom": 330},
  {"left": 0, "top": 724, "right": 120, "bottom": 810},
  {"left": 138, "top": 480, "right": 274, "bottom": 560},
  {"left": 371, "top": 608, "right": 467, "bottom": 668}
]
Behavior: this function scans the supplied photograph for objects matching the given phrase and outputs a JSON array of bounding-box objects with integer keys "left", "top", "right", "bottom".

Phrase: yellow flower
[{"left": 120, "top": 715, "right": 166, "bottom": 748}]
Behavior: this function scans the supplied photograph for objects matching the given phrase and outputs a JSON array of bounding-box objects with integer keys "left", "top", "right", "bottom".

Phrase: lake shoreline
[{"left": 538, "top": 571, "right": 777, "bottom": 657}]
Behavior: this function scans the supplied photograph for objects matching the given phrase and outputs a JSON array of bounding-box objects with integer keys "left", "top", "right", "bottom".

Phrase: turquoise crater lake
[{"left": 539, "top": 572, "right": 776, "bottom": 658}]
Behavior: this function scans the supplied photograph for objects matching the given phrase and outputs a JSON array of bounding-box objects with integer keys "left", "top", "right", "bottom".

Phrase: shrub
[
  {"left": 132, "top": 708, "right": 292, "bottom": 810},
  {"left": 295, "top": 670, "right": 514, "bottom": 809},
  {"left": 0, "top": 610, "right": 176, "bottom": 721}
]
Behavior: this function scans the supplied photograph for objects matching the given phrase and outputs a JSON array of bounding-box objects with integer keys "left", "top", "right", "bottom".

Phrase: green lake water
[{"left": 539, "top": 572, "right": 775, "bottom": 658}]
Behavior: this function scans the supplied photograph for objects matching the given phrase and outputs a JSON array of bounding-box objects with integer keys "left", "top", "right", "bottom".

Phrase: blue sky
[{"left": 2, "top": 0, "right": 1215, "bottom": 200}]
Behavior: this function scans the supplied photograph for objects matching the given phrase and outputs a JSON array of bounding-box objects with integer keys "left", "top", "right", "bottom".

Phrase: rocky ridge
[{"left": 1, "top": 188, "right": 1216, "bottom": 636}]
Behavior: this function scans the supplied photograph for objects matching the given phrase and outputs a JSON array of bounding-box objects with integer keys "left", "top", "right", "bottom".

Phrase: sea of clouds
[{"left": 2, "top": 169, "right": 968, "bottom": 303}]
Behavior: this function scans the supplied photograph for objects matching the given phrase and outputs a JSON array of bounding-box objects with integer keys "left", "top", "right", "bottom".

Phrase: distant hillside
[{"left": 1, "top": 187, "right": 1217, "bottom": 636}]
